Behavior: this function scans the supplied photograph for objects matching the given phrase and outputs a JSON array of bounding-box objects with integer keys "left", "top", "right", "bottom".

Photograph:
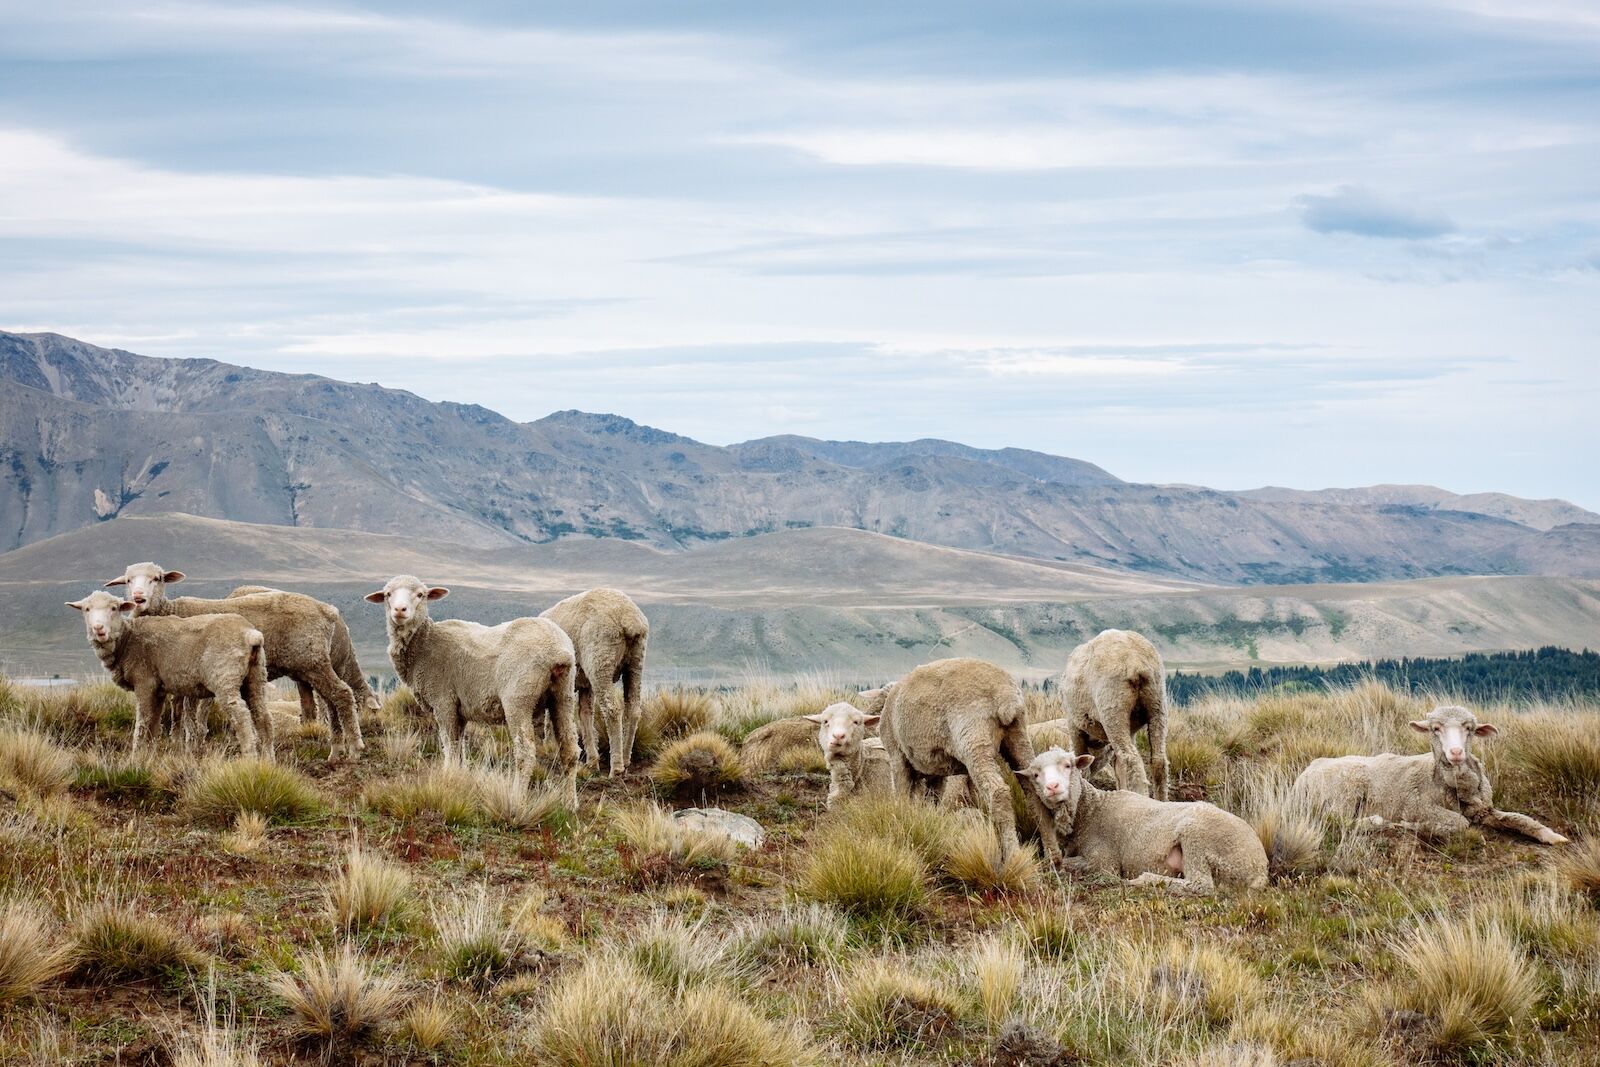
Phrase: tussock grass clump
[
  {"left": 328, "top": 843, "right": 413, "bottom": 933},
  {"left": 940, "top": 818, "right": 1041, "bottom": 895},
  {"left": 432, "top": 884, "right": 543, "bottom": 987},
  {"left": 1238, "top": 774, "right": 1327, "bottom": 877},
  {"left": 832, "top": 957, "right": 964, "bottom": 1050},
  {"left": 1494, "top": 712, "right": 1600, "bottom": 816},
  {"left": 832, "top": 791, "right": 954, "bottom": 862},
  {"left": 801, "top": 829, "right": 928, "bottom": 917},
  {"left": 170, "top": 1019, "right": 265, "bottom": 1067},
  {"left": 0, "top": 901, "right": 69, "bottom": 1003},
  {"left": 965, "top": 936, "right": 1025, "bottom": 1027},
  {"left": 1015, "top": 909, "right": 1077, "bottom": 960},
  {"left": 473, "top": 767, "right": 570, "bottom": 831},
  {"left": 1380, "top": 914, "right": 1541, "bottom": 1053},
  {"left": 182, "top": 757, "right": 324, "bottom": 826},
  {"left": 644, "top": 688, "right": 717, "bottom": 744},
  {"left": 730, "top": 903, "right": 848, "bottom": 968},
  {"left": 68, "top": 900, "right": 204, "bottom": 982},
  {"left": 380, "top": 685, "right": 424, "bottom": 725},
  {"left": 715, "top": 676, "right": 850, "bottom": 743},
  {"left": 0, "top": 728, "right": 76, "bottom": 797},
  {"left": 651, "top": 731, "right": 744, "bottom": 796},
  {"left": 1, "top": 680, "right": 135, "bottom": 743},
  {"left": 1556, "top": 837, "right": 1600, "bottom": 905},
  {"left": 400, "top": 995, "right": 454, "bottom": 1051},
  {"left": 625, "top": 912, "right": 741, "bottom": 989},
  {"left": 364, "top": 764, "right": 482, "bottom": 826},
  {"left": 1166, "top": 731, "right": 1225, "bottom": 786},
  {"left": 379, "top": 727, "right": 422, "bottom": 764},
  {"left": 1115, "top": 939, "right": 1262, "bottom": 1027},
  {"left": 219, "top": 811, "right": 269, "bottom": 856},
  {"left": 529, "top": 953, "right": 816, "bottom": 1066},
  {"left": 270, "top": 942, "right": 407, "bottom": 1047},
  {"left": 1171, "top": 1042, "right": 1282, "bottom": 1067},
  {"left": 611, "top": 801, "right": 739, "bottom": 884},
  {"left": 74, "top": 749, "right": 180, "bottom": 809}
]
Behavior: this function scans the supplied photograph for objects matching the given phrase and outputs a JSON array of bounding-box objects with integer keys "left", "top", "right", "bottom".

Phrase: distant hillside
[
  {"left": 4, "top": 513, "right": 1597, "bottom": 684},
  {"left": 3, "top": 330, "right": 1596, "bottom": 585}
]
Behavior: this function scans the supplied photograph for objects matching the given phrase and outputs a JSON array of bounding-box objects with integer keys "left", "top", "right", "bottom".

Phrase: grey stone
[{"left": 672, "top": 807, "right": 765, "bottom": 849}]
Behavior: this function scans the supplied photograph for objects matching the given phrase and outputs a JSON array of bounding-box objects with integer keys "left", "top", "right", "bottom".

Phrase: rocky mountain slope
[{"left": 3, "top": 330, "right": 1596, "bottom": 585}]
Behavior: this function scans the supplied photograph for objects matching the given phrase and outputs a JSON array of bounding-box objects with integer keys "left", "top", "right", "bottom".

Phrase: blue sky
[{"left": 2, "top": 1, "right": 1597, "bottom": 507}]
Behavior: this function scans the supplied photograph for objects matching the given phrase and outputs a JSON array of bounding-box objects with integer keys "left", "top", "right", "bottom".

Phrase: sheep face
[
  {"left": 1017, "top": 746, "right": 1095, "bottom": 810},
  {"left": 805, "top": 702, "right": 880, "bottom": 759},
  {"left": 1409, "top": 705, "right": 1498, "bottom": 768},
  {"left": 68, "top": 590, "right": 135, "bottom": 646},
  {"left": 103, "top": 562, "right": 185, "bottom": 615},
  {"left": 364, "top": 575, "right": 449, "bottom": 634}
]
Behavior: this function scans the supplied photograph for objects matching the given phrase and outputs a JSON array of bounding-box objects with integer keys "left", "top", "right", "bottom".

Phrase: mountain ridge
[{"left": 2, "top": 329, "right": 1596, "bottom": 585}]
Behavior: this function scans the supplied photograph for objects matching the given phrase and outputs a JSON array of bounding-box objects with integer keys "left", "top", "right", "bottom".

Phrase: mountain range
[{"left": 2, "top": 329, "right": 1596, "bottom": 587}]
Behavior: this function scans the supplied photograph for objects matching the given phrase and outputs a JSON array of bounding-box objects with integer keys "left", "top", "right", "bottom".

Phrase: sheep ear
[
  {"left": 1408, "top": 720, "right": 1431, "bottom": 734},
  {"left": 363, "top": 590, "right": 388, "bottom": 604},
  {"left": 1073, "top": 754, "right": 1095, "bottom": 770},
  {"left": 854, "top": 687, "right": 889, "bottom": 715},
  {"left": 426, "top": 587, "right": 450, "bottom": 600},
  {"left": 66, "top": 599, "right": 88, "bottom": 611},
  {"left": 163, "top": 571, "right": 186, "bottom": 584},
  {"left": 1015, "top": 766, "right": 1038, "bottom": 779},
  {"left": 118, "top": 601, "right": 137, "bottom": 614},
  {"left": 804, "top": 713, "right": 828, "bottom": 724},
  {"left": 862, "top": 714, "right": 881, "bottom": 728},
  {"left": 1473, "top": 723, "right": 1499, "bottom": 738},
  {"left": 103, "top": 576, "right": 127, "bottom": 588}
]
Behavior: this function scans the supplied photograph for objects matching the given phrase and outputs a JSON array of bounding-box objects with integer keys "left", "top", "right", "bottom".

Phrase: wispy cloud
[{"left": 1296, "top": 186, "right": 1457, "bottom": 240}]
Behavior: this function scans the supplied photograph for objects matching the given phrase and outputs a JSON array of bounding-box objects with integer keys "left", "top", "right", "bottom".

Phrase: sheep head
[
  {"left": 1017, "top": 746, "right": 1095, "bottom": 831},
  {"left": 364, "top": 575, "right": 449, "bottom": 635},
  {"left": 805, "top": 702, "right": 880, "bottom": 759},
  {"left": 1410, "top": 705, "right": 1497, "bottom": 769},
  {"left": 68, "top": 589, "right": 136, "bottom": 646},
  {"left": 103, "top": 562, "right": 185, "bottom": 615}
]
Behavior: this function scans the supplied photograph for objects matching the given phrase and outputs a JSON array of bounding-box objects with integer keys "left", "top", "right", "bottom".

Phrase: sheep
[
  {"left": 1060, "top": 629, "right": 1169, "bottom": 800},
  {"left": 68, "top": 590, "right": 273, "bottom": 758},
  {"left": 229, "top": 585, "right": 377, "bottom": 748},
  {"left": 805, "top": 702, "right": 883, "bottom": 808},
  {"left": 1291, "top": 705, "right": 1568, "bottom": 845},
  {"left": 1018, "top": 746, "right": 1268, "bottom": 892},
  {"left": 104, "top": 563, "right": 364, "bottom": 761},
  {"left": 365, "top": 575, "right": 580, "bottom": 808},
  {"left": 876, "top": 657, "right": 1059, "bottom": 862},
  {"left": 539, "top": 588, "right": 649, "bottom": 776}
]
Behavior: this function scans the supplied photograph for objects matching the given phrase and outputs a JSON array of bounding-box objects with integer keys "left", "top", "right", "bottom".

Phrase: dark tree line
[{"left": 1166, "top": 646, "right": 1600, "bottom": 706}]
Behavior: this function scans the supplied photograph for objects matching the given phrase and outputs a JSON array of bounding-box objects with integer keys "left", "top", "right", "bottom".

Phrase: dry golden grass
[
  {"left": 800, "top": 829, "right": 928, "bottom": 917},
  {"left": 831, "top": 956, "right": 964, "bottom": 1050},
  {"left": 1379, "top": 914, "right": 1542, "bottom": 1053},
  {"left": 965, "top": 935, "right": 1025, "bottom": 1027},
  {"left": 181, "top": 757, "right": 324, "bottom": 826},
  {"left": 1114, "top": 938, "right": 1263, "bottom": 1027},
  {"left": 219, "top": 810, "right": 268, "bottom": 856},
  {"left": 0, "top": 728, "right": 75, "bottom": 797},
  {"left": 610, "top": 799, "right": 740, "bottom": 872},
  {"left": 327, "top": 842, "right": 413, "bottom": 933},
  {"left": 363, "top": 763, "right": 482, "bottom": 825},
  {"left": 651, "top": 730, "right": 745, "bottom": 795},
  {"left": 67, "top": 899, "right": 204, "bottom": 982},
  {"left": 399, "top": 994, "right": 454, "bottom": 1051},
  {"left": 269, "top": 942, "right": 406, "bottom": 1046},
  {"left": 1556, "top": 836, "right": 1600, "bottom": 904},
  {"left": 940, "top": 817, "right": 1042, "bottom": 895},
  {"left": 169, "top": 1019, "right": 265, "bottom": 1067},
  {"left": 831, "top": 790, "right": 954, "bottom": 862},
  {"left": 0, "top": 901, "right": 68, "bottom": 1003}
]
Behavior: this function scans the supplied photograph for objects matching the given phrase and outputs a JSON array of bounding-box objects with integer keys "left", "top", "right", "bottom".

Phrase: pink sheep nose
[
  {"left": 131, "top": 593, "right": 145, "bottom": 604},
  {"left": 93, "top": 626, "right": 107, "bottom": 638},
  {"left": 1449, "top": 747, "right": 1464, "bottom": 762}
]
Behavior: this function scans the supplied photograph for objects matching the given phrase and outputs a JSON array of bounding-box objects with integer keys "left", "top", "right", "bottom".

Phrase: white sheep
[
  {"left": 1060, "top": 629, "right": 1169, "bottom": 800},
  {"left": 539, "top": 587, "right": 649, "bottom": 776},
  {"left": 68, "top": 590, "right": 273, "bottom": 758},
  {"left": 365, "top": 575, "right": 580, "bottom": 808},
  {"left": 877, "top": 658, "right": 1059, "bottom": 863},
  {"left": 804, "top": 701, "right": 883, "bottom": 808},
  {"left": 105, "top": 563, "right": 364, "bottom": 761},
  {"left": 1018, "top": 746, "right": 1268, "bottom": 892},
  {"left": 1291, "top": 705, "right": 1568, "bottom": 845}
]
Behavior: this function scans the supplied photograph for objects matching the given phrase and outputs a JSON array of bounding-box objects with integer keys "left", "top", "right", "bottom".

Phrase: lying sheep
[
  {"left": 805, "top": 702, "right": 884, "bottom": 808},
  {"left": 539, "top": 588, "right": 649, "bottom": 776},
  {"left": 69, "top": 590, "right": 273, "bottom": 757},
  {"left": 877, "top": 658, "right": 1059, "bottom": 862},
  {"left": 1019, "top": 746, "right": 1267, "bottom": 892},
  {"left": 229, "top": 586, "right": 380, "bottom": 741},
  {"left": 1060, "top": 629, "right": 1169, "bottom": 800},
  {"left": 1291, "top": 705, "right": 1568, "bottom": 845},
  {"left": 366, "top": 576, "right": 580, "bottom": 808},
  {"left": 105, "top": 563, "right": 364, "bottom": 761}
]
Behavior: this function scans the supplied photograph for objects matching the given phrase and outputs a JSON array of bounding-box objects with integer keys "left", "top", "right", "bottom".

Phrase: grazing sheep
[
  {"left": 229, "top": 586, "right": 381, "bottom": 734},
  {"left": 68, "top": 590, "right": 272, "bottom": 757},
  {"left": 365, "top": 575, "right": 579, "bottom": 807},
  {"left": 105, "top": 563, "right": 364, "bottom": 761},
  {"left": 1060, "top": 629, "right": 1169, "bottom": 800},
  {"left": 805, "top": 702, "right": 884, "bottom": 808},
  {"left": 539, "top": 588, "right": 649, "bottom": 776},
  {"left": 877, "top": 658, "right": 1059, "bottom": 862},
  {"left": 1291, "top": 705, "right": 1568, "bottom": 845},
  {"left": 1018, "top": 746, "right": 1268, "bottom": 892}
]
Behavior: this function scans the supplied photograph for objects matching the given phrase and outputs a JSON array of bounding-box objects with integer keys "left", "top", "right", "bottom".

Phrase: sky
[{"left": 1, "top": 1, "right": 1597, "bottom": 508}]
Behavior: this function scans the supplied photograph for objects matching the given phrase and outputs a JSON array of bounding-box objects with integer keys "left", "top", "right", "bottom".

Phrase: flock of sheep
[{"left": 66, "top": 566, "right": 1568, "bottom": 893}]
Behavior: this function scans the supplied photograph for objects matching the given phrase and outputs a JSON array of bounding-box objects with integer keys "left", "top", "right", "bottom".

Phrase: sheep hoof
[{"left": 1543, "top": 831, "right": 1570, "bottom": 845}]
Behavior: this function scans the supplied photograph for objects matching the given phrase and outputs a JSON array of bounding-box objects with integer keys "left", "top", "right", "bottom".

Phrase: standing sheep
[
  {"left": 1060, "top": 629, "right": 1169, "bottom": 800},
  {"left": 804, "top": 702, "right": 883, "bottom": 808},
  {"left": 105, "top": 563, "right": 365, "bottom": 761},
  {"left": 229, "top": 584, "right": 377, "bottom": 747},
  {"left": 366, "top": 576, "right": 580, "bottom": 808},
  {"left": 877, "top": 658, "right": 1059, "bottom": 863},
  {"left": 1018, "top": 746, "right": 1268, "bottom": 892},
  {"left": 68, "top": 590, "right": 273, "bottom": 758},
  {"left": 1291, "top": 705, "right": 1567, "bottom": 845},
  {"left": 539, "top": 588, "right": 649, "bottom": 776}
]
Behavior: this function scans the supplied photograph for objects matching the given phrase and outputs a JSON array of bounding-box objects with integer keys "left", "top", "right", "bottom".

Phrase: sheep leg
[
  {"left": 303, "top": 664, "right": 359, "bottom": 763},
  {"left": 297, "top": 682, "right": 319, "bottom": 723},
  {"left": 1144, "top": 693, "right": 1169, "bottom": 802},
  {"left": 620, "top": 636, "right": 646, "bottom": 770},
  {"left": 593, "top": 670, "right": 627, "bottom": 777},
  {"left": 576, "top": 684, "right": 600, "bottom": 770},
  {"left": 1371, "top": 807, "right": 1471, "bottom": 839},
  {"left": 883, "top": 742, "right": 916, "bottom": 797},
  {"left": 1100, "top": 711, "right": 1151, "bottom": 797},
  {"left": 1472, "top": 807, "right": 1569, "bottom": 845},
  {"left": 243, "top": 656, "right": 273, "bottom": 761},
  {"left": 1000, "top": 720, "right": 1061, "bottom": 864},
  {"left": 543, "top": 666, "right": 581, "bottom": 809},
  {"left": 434, "top": 701, "right": 464, "bottom": 767},
  {"left": 131, "top": 683, "right": 161, "bottom": 755},
  {"left": 217, "top": 691, "right": 259, "bottom": 758},
  {"left": 504, "top": 693, "right": 538, "bottom": 784},
  {"left": 965, "top": 748, "right": 1022, "bottom": 860},
  {"left": 825, "top": 760, "right": 856, "bottom": 810},
  {"left": 1128, "top": 871, "right": 1209, "bottom": 893}
]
